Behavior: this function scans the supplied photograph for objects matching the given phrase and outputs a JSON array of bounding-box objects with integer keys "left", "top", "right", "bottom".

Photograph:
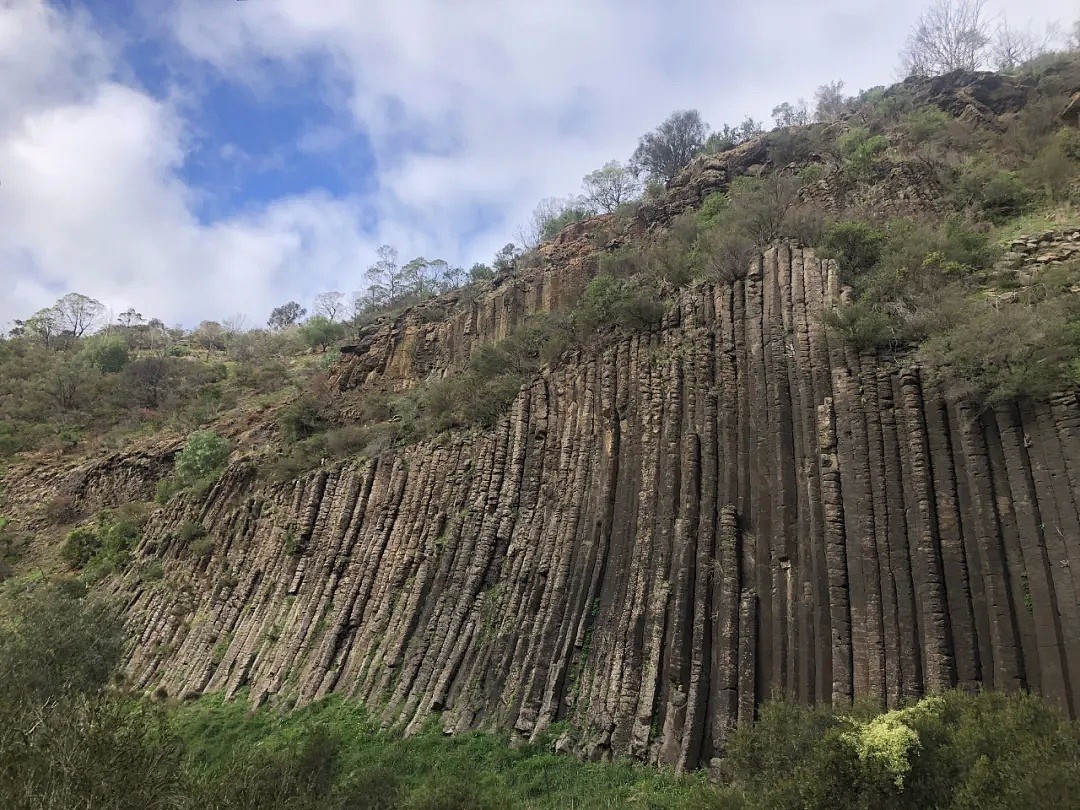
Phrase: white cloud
[
  {"left": 0, "top": 0, "right": 381, "bottom": 330},
  {"left": 167, "top": 0, "right": 1080, "bottom": 262},
  {"left": 2, "top": 0, "right": 1077, "bottom": 330}
]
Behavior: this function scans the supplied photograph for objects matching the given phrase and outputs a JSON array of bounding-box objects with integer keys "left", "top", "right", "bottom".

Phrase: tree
[
  {"left": 469, "top": 263, "right": 494, "bottom": 283},
  {"left": 581, "top": 161, "right": 642, "bottom": 213},
  {"left": 705, "top": 117, "right": 764, "bottom": 153},
  {"left": 814, "top": 80, "right": 849, "bottom": 122},
  {"left": 365, "top": 245, "right": 402, "bottom": 308},
  {"left": 268, "top": 301, "right": 306, "bottom": 331},
  {"left": 901, "top": 0, "right": 990, "bottom": 77},
  {"left": 125, "top": 357, "right": 171, "bottom": 408},
  {"left": 520, "top": 197, "right": 594, "bottom": 249},
  {"left": 401, "top": 258, "right": 440, "bottom": 299},
  {"left": 81, "top": 335, "right": 129, "bottom": 374},
  {"left": 117, "top": 308, "right": 143, "bottom": 328},
  {"left": 299, "top": 316, "right": 346, "bottom": 352},
  {"left": 990, "top": 17, "right": 1056, "bottom": 71},
  {"left": 54, "top": 293, "right": 105, "bottom": 338},
  {"left": 20, "top": 307, "right": 62, "bottom": 347},
  {"left": 492, "top": 244, "right": 521, "bottom": 274},
  {"left": 630, "top": 109, "right": 710, "bottom": 185},
  {"left": 313, "top": 292, "right": 345, "bottom": 322},
  {"left": 192, "top": 321, "right": 225, "bottom": 357},
  {"left": 433, "top": 260, "right": 463, "bottom": 291},
  {"left": 1071, "top": 19, "right": 1080, "bottom": 50},
  {"left": 771, "top": 100, "right": 810, "bottom": 128}
]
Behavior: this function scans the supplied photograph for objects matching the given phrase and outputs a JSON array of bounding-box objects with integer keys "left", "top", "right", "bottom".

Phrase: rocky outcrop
[
  {"left": 113, "top": 245, "right": 1080, "bottom": 771},
  {"left": 999, "top": 229, "right": 1080, "bottom": 273}
]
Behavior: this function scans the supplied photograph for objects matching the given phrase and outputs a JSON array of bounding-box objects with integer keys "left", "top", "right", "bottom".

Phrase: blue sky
[{"left": 1, "top": 0, "right": 1075, "bottom": 329}]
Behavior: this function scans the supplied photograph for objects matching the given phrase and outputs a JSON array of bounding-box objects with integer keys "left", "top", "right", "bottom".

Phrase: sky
[{"left": 1, "top": 0, "right": 1076, "bottom": 331}]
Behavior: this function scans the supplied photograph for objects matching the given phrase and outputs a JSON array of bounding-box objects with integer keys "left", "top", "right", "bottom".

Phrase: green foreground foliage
[{"left": 1, "top": 580, "right": 1078, "bottom": 809}]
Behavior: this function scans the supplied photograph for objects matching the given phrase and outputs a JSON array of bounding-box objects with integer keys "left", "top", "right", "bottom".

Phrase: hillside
[{"left": 3, "top": 49, "right": 1080, "bottom": 804}]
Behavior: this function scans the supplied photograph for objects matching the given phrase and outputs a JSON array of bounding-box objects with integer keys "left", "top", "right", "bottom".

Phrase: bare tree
[
  {"left": 1070, "top": 19, "right": 1080, "bottom": 50},
  {"left": 581, "top": 161, "right": 642, "bottom": 213},
  {"left": 813, "top": 80, "right": 850, "bottom": 122},
  {"left": 901, "top": 0, "right": 991, "bottom": 77},
  {"left": 364, "top": 245, "right": 401, "bottom": 307},
  {"left": 313, "top": 292, "right": 345, "bottom": 322},
  {"left": 519, "top": 196, "right": 593, "bottom": 250},
  {"left": 991, "top": 17, "right": 1057, "bottom": 71},
  {"left": 54, "top": 293, "right": 105, "bottom": 338},
  {"left": 222, "top": 313, "right": 247, "bottom": 335},
  {"left": 630, "top": 109, "right": 710, "bottom": 185}
]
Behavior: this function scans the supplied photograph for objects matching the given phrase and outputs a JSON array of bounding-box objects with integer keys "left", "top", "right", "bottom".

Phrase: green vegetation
[
  {"left": 1, "top": 579, "right": 1077, "bottom": 809},
  {"left": 157, "top": 429, "right": 231, "bottom": 502},
  {"left": 175, "top": 430, "right": 231, "bottom": 485},
  {"left": 59, "top": 504, "right": 148, "bottom": 580}
]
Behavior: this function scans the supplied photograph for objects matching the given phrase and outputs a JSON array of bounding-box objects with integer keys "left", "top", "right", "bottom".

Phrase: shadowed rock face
[{"left": 112, "top": 244, "right": 1080, "bottom": 771}]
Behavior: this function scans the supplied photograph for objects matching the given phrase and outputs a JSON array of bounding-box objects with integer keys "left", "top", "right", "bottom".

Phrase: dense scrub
[{"left": 0, "top": 580, "right": 1077, "bottom": 809}]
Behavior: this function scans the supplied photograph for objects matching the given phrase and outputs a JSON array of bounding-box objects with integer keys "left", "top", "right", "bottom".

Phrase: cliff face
[{"left": 112, "top": 244, "right": 1080, "bottom": 771}]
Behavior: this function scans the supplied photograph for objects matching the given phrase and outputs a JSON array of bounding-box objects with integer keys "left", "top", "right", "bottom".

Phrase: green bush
[
  {"left": 177, "top": 520, "right": 206, "bottom": 546},
  {"left": 278, "top": 396, "right": 327, "bottom": 443},
  {"left": 821, "top": 301, "right": 902, "bottom": 352},
  {"left": 80, "top": 335, "right": 130, "bottom": 374},
  {"left": 898, "top": 106, "right": 950, "bottom": 143},
  {"left": 954, "top": 160, "right": 1031, "bottom": 222},
  {"left": 298, "top": 316, "right": 346, "bottom": 352},
  {"left": 175, "top": 431, "right": 230, "bottom": 486},
  {"left": 61, "top": 526, "right": 100, "bottom": 569},
  {"left": 819, "top": 221, "right": 886, "bottom": 279},
  {"left": 919, "top": 294, "right": 1080, "bottom": 402},
  {"left": 839, "top": 126, "right": 890, "bottom": 179},
  {"left": 721, "top": 692, "right": 1080, "bottom": 810},
  {"left": 0, "top": 424, "right": 18, "bottom": 458}
]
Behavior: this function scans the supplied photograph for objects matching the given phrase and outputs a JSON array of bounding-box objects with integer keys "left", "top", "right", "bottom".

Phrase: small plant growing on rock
[{"left": 175, "top": 431, "right": 230, "bottom": 486}]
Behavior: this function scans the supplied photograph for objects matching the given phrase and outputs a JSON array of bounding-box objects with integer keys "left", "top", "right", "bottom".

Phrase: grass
[{"left": 171, "top": 693, "right": 722, "bottom": 809}]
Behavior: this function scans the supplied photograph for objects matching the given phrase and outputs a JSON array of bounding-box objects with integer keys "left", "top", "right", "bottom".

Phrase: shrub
[
  {"left": 61, "top": 526, "right": 100, "bottom": 569},
  {"left": 43, "top": 494, "right": 78, "bottom": 525},
  {"left": 175, "top": 431, "right": 230, "bottom": 486},
  {"left": 177, "top": 520, "right": 206, "bottom": 546},
  {"left": 722, "top": 691, "right": 1080, "bottom": 810},
  {"left": 190, "top": 535, "right": 214, "bottom": 560},
  {"left": 838, "top": 127, "right": 890, "bottom": 179},
  {"left": 919, "top": 294, "right": 1080, "bottom": 402},
  {"left": 299, "top": 316, "right": 346, "bottom": 352},
  {"left": 278, "top": 396, "right": 327, "bottom": 443},
  {"left": 0, "top": 579, "right": 124, "bottom": 701},
  {"left": 954, "top": 160, "right": 1031, "bottom": 222},
  {"left": 80, "top": 335, "right": 130, "bottom": 374},
  {"left": 821, "top": 301, "right": 902, "bottom": 352},
  {"left": 819, "top": 220, "right": 886, "bottom": 279},
  {"left": 898, "top": 106, "right": 951, "bottom": 143},
  {"left": 0, "top": 424, "right": 18, "bottom": 458},
  {"left": 697, "top": 192, "right": 729, "bottom": 227}
]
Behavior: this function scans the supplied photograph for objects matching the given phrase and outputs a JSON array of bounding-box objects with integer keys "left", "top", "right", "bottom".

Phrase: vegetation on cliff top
[{"left": 1, "top": 579, "right": 1077, "bottom": 810}]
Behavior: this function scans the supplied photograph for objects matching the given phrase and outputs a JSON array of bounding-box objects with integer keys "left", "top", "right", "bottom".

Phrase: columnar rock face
[{"left": 117, "top": 245, "right": 1080, "bottom": 770}]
